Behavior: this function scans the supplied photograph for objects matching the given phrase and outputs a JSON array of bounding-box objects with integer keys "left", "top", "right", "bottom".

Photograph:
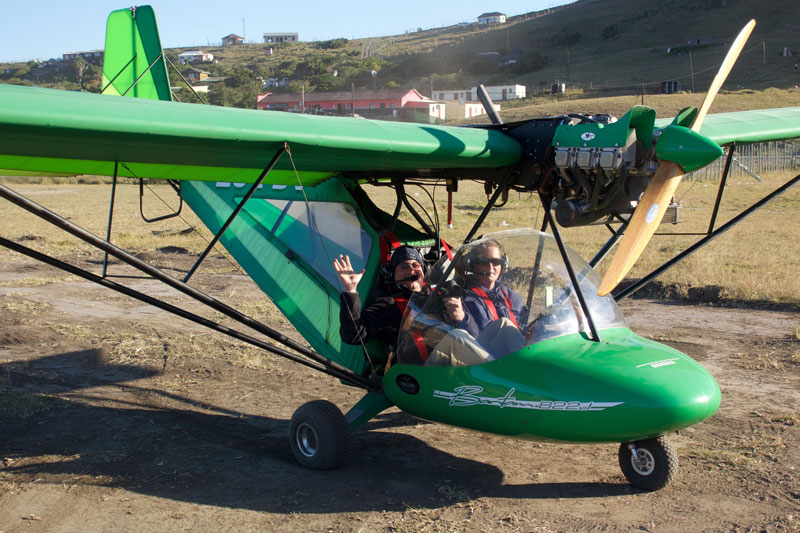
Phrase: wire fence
[{"left": 686, "top": 140, "right": 799, "bottom": 181}]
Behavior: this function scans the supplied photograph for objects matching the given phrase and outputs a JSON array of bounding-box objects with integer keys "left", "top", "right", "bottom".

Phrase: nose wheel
[
  {"left": 619, "top": 436, "right": 677, "bottom": 491},
  {"left": 289, "top": 400, "right": 351, "bottom": 470}
]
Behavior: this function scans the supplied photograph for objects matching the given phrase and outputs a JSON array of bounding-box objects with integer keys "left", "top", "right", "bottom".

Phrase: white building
[
  {"left": 264, "top": 77, "right": 290, "bottom": 88},
  {"left": 435, "top": 84, "right": 525, "bottom": 104},
  {"left": 263, "top": 33, "right": 299, "bottom": 43},
  {"left": 444, "top": 101, "right": 500, "bottom": 120},
  {"left": 477, "top": 12, "right": 506, "bottom": 24},
  {"left": 474, "top": 84, "right": 525, "bottom": 101},
  {"left": 177, "top": 50, "right": 214, "bottom": 64}
]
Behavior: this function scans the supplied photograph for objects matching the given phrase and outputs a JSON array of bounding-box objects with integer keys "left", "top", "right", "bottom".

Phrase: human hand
[
  {"left": 333, "top": 254, "right": 365, "bottom": 293},
  {"left": 443, "top": 296, "right": 465, "bottom": 322}
]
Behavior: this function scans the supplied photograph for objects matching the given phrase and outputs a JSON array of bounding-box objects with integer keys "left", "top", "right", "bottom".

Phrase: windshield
[{"left": 396, "top": 229, "right": 626, "bottom": 367}]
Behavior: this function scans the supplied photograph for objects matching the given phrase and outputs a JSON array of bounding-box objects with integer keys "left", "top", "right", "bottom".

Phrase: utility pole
[
  {"left": 301, "top": 84, "right": 304, "bottom": 114},
  {"left": 242, "top": 18, "right": 246, "bottom": 42},
  {"left": 351, "top": 83, "right": 355, "bottom": 116},
  {"left": 689, "top": 50, "right": 695, "bottom": 93},
  {"left": 566, "top": 50, "right": 570, "bottom": 80},
  {"left": 763, "top": 41, "right": 766, "bottom": 64}
]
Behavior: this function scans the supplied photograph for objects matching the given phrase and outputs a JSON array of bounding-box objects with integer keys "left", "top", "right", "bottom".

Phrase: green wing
[
  {"left": 656, "top": 107, "right": 800, "bottom": 146},
  {"left": 0, "top": 84, "right": 521, "bottom": 184}
]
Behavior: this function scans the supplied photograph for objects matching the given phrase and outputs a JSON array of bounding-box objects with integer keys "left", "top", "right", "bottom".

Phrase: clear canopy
[{"left": 397, "top": 229, "right": 626, "bottom": 367}]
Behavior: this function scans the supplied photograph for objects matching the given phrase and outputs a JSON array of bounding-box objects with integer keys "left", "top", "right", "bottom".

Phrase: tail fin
[{"left": 101, "top": 5, "right": 171, "bottom": 101}]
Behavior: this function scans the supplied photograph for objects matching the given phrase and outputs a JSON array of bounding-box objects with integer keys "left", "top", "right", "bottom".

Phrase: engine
[{"left": 547, "top": 112, "right": 658, "bottom": 227}]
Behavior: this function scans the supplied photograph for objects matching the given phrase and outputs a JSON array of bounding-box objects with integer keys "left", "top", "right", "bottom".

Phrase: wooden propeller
[{"left": 597, "top": 19, "right": 756, "bottom": 297}]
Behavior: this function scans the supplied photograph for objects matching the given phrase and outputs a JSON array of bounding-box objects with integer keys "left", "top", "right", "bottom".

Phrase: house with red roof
[{"left": 256, "top": 88, "right": 445, "bottom": 123}]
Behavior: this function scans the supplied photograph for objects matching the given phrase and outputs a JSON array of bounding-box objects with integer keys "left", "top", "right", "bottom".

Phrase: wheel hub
[
  {"left": 295, "top": 422, "right": 318, "bottom": 458},
  {"left": 630, "top": 446, "right": 655, "bottom": 475}
]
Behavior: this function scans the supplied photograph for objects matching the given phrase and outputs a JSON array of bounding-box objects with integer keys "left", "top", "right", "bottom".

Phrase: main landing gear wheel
[
  {"left": 618, "top": 436, "right": 678, "bottom": 491},
  {"left": 289, "top": 400, "right": 351, "bottom": 470}
]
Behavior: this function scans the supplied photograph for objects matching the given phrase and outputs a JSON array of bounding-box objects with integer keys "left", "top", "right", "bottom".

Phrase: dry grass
[{"left": 1, "top": 166, "right": 799, "bottom": 307}]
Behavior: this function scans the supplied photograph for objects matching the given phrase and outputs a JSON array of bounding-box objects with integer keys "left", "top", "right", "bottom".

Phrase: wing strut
[
  {"left": 0, "top": 183, "right": 375, "bottom": 390},
  {"left": 183, "top": 143, "right": 288, "bottom": 282},
  {"left": 613, "top": 158, "right": 800, "bottom": 301},
  {"left": 540, "top": 193, "right": 601, "bottom": 342},
  {"left": 463, "top": 168, "right": 517, "bottom": 244},
  {"left": 0, "top": 236, "right": 369, "bottom": 387}
]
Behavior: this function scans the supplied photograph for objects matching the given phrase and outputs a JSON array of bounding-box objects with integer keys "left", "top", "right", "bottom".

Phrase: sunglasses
[
  {"left": 396, "top": 260, "right": 422, "bottom": 270},
  {"left": 474, "top": 257, "right": 504, "bottom": 266}
]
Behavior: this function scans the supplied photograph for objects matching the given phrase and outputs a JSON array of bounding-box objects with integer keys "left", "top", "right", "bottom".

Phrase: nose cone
[
  {"left": 572, "top": 333, "right": 721, "bottom": 441},
  {"left": 655, "top": 124, "right": 724, "bottom": 173}
]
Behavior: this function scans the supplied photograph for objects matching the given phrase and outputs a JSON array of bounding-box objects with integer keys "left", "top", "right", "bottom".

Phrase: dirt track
[{"left": 1, "top": 255, "right": 799, "bottom": 532}]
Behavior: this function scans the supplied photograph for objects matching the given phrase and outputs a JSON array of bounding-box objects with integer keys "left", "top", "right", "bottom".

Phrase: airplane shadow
[{"left": 1, "top": 350, "right": 633, "bottom": 514}]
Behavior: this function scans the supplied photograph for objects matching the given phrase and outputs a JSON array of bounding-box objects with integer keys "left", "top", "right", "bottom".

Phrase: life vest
[
  {"left": 470, "top": 286, "right": 518, "bottom": 327},
  {"left": 393, "top": 294, "right": 429, "bottom": 363}
]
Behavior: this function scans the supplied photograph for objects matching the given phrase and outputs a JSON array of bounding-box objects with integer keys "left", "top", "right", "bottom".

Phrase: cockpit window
[{"left": 396, "top": 229, "right": 626, "bottom": 367}]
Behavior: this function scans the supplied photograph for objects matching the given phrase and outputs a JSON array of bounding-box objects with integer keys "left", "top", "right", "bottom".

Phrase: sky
[{"left": 1, "top": 0, "right": 573, "bottom": 62}]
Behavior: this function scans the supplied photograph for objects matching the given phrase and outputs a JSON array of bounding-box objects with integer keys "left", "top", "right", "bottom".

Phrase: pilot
[
  {"left": 458, "top": 239, "right": 529, "bottom": 357},
  {"left": 334, "top": 245, "right": 425, "bottom": 351}
]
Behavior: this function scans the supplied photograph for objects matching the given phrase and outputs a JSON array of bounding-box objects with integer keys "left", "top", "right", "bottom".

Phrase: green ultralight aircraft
[{"left": 1, "top": 6, "right": 799, "bottom": 491}]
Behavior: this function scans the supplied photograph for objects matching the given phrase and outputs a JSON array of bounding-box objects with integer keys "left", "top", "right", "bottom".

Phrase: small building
[
  {"left": 177, "top": 50, "right": 214, "bottom": 64},
  {"left": 667, "top": 35, "right": 712, "bottom": 53},
  {"left": 477, "top": 12, "right": 506, "bottom": 24},
  {"left": 436, "top": 84, "right": 525, "bottom": 104},
  {"left": 222, "top": 34, "right": 244, "bottom": 46},
  {"left": 444, "top": 101, "right": 500, "bottom": 120},
  {"left": 263, "top": 33, "right": 299, "bottom": 43},
  {"left": 185, "top": 68, "right": 210, "bottom": 83},
  {"left": 264, "top": 77, "right": 290, "bottom": 88},
  {"left": 62, "top": 50, "right": 104, "bottom": 65},
  {"left": 256, "top": 88, "right": 442, "bottom": 123},
  {"left": 661, "top": 81, "right": 682, "bottom": 94}
]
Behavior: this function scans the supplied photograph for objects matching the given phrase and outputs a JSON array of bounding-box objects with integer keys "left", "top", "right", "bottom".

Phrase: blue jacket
[{"left": 458, "top": 283, "right": 528, "bottom": 335}]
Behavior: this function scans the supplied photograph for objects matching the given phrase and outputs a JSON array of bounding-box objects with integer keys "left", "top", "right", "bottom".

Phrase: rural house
[
  {"left": 222, "top": 33, "right": 244, "bottom": 45},
  {"left": 263, "top": 33, "right": 299, "bottom": 43},
  {"left": 62, "top": 50, "right": 104, "bottom": 65},
  {"left": 185, "top": 68, "right": 210, "bottom": 83},
  {"left": 435, "top": 84, "right": 525, "bottom": 104},
  {"left": 256, "top": 88, "right": 444, "bottom": 122},
  {"left": 177, "top": 50, "right": 214, "bottom": 64},
  {"left": 477, "top": 12, "right": 506, "bottom": 24}
]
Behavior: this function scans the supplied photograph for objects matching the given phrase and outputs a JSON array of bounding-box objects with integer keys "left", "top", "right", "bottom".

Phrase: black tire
[
  {"left": 618, "top": 436, "right": 678, "bottom": 491},
  {"left": 289, "top": 400, "right": 351, "bottom": 470}
]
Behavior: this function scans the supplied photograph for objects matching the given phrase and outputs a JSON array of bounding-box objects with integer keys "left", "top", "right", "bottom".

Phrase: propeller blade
[
  {"left": 692, "top": 19, "right": 756, "bottom": 132},
  {"left": 597, "top": 19, "right": 756, "bottom": 296},
  {"left": 596, "top": 161, "right": 683, "bottom": 296}
]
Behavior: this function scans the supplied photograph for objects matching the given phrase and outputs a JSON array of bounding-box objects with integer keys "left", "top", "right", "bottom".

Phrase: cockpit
[{"left": 396, "top": 229, "right": 626, "bottom": 366}]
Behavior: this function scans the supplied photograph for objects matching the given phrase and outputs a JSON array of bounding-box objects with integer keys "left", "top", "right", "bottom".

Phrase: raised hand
[{"left": 333, "top": 254, "right": 365, "bottom": 293}]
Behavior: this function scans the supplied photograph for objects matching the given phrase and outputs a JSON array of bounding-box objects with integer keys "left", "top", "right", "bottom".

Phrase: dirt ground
[{"left": 1, "top": 252, "right": 799, "bottom": 533}]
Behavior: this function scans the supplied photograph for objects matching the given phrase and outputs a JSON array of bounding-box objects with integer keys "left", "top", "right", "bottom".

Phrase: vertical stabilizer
[{"left": 101, "top": 5, "right": 171, "bottom": 101}]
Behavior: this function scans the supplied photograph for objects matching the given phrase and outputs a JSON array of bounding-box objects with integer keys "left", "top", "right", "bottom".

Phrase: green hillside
[{"left": 2, "top": 0, "right": 798, "bottom": 112}]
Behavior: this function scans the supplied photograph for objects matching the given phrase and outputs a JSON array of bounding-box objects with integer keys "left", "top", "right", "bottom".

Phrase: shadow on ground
[{"left": 1, "top": 350, "right": 632, "bottom": 514}]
